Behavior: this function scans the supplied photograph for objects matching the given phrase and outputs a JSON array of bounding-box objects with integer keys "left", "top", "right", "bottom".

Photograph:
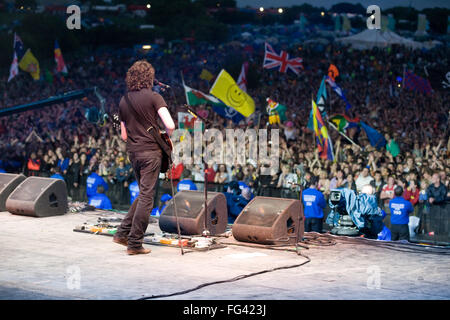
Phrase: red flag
[
  {"left": 237, "top": 62, "right": 249, "bottom": 92},
  {"left": 54, "top": 40, "right": 68, "bottom": 74}
]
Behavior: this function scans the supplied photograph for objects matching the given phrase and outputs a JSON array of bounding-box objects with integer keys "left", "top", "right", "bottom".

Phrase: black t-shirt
[{"left": 119, "top": 88, "right": 167, "bottom": 153}]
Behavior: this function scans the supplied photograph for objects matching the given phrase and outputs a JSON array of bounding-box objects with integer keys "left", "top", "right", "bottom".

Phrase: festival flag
[
  {"left": 183, "top": 83, "right": 244, "bottom": 124},
  {"left": 209, "top": 69, "right": 255, "bottom": 117},
  {"left": 18, "top": 49, "right": 40, "bottom": 80},
  {"left": 8, "top": 51, "right": 19, "bottom": 82},
  {"left": 212, "top": 103, "right": 245, "bottom": 124},
  {"left": 183, "top": 83, "right": 221, "bottom": 107},
  {"left": 329, "top": 114, "right": 360, "bottom": 133},
  {"left": 342, "top": 15, "right": 351, "bottom": 32},
  {"left": 13, "top": 33, "right": 26, "bottom": 61},
  {"left": 334, "top": 15, "right": 341, "bottom": 32},
  {"left": 329, "top": 115, "right": 385, "bottom": 150},
  {"left": 328, "top": 64, "right": 339, "bottom": 81},
  {"left": 360, "top": 122, "right": 387, "bottom": 150},
  {"left": 199, "top": 68, "right": 214, "bottom": 81},
  {"left": 237, "top": 62, "right": 249, "bottom": 92},
  {"left": 416, "top": 14, "right": 429, "bottom": 35},
  {"left": 266, "top": 98, "right": 287, "bottom": 124},
  {"left": 325, "top": 75, "right": 352, "bottom": 110},
  {"left": 404, "top": 70, "right": 432, "bottom": 95},
  {"left": 312, "top": 100, "right": 334, "bottom": 161},
  {"left": 178, "top": 112, "right": 197, "bottom": 132},
  {"left": 8, "top": 33, "right": 24, "bottom": 82},
  {"left": 316, "top": 76, "right": 327, "bottom": 114},
  {"left": 307, "top": 77, "right": 328, "bottom": 131},
  {"left": 54, "top": 40, "right": 68, "bottom": 74},
  {"left": 387, "top": 14, "right": 396, "bottom": 31},
  {"left": 263, "top": 42, "right": 303, "bottom": 75}
]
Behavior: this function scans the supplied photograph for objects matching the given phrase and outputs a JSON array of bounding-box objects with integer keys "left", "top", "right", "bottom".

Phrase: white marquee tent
[{"left": 335, "top": 29, "right": 424, "bottom": 50}]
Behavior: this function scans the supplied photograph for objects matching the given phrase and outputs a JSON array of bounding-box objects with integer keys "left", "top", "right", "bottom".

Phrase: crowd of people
[{"left": 0, "top": 38, "right": 448, "bottom": 238}]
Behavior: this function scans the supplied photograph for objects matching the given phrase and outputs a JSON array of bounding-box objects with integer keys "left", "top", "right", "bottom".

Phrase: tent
[
  {"left": 303, "top": 38, "right": 330, "bottom": 45},
  {"left": 335, "top": 29, "right": 423, "bottom": 50}
]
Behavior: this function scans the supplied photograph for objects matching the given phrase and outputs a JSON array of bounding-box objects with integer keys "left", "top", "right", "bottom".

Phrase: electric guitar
[{"left": 110, "top": 112, "right": 173, "bottom": 173}]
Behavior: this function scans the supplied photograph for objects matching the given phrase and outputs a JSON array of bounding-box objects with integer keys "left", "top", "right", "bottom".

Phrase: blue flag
[
  {"left": 360, "top": 122, "right": 386, "bottom": 150},
  {"left": 212, "top": 104, "right": 245, "bottom": 124},
  {"left": 308, "top": 77, "right": 328, "bottom": 131},
  {"left": 14, "top": 33, "right": 26, "bottom": 61},
  {"left": 316, "top": 76, "right": 327, "bottom": 105},
  {"left": 325, "top": 76, "right": 352, "bottom": 111}
]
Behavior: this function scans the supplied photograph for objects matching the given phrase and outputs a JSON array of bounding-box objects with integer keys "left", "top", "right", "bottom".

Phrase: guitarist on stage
[{"left": 113, "top": 60, "right": 175, "bottom": 255}]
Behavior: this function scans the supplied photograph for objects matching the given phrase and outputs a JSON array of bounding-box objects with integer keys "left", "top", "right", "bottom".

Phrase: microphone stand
[
  {"left": 183, "top": 105, "right": 213, "bottom": 237},
  {"left": 288, "top": 181, "right": 305, "bottom": 254},
  {"left": 163, "top": 84, "right": 184, "bottom": 255}
]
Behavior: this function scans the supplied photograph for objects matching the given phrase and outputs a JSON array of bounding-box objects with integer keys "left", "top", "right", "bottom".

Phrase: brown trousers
[{"left": 116, "top": 149, "right": 161, "bottom": 249}]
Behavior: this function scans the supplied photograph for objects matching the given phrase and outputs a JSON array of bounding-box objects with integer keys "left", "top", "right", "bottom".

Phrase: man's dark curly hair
[{"left": 125, "top": 60, "right": 155, "bottom": 91}]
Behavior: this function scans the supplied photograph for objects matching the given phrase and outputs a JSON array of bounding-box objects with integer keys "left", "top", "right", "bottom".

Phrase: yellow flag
[
  {"left": 209, "top": 69, "right": 255, "bottom": 117},
  {"left": 19, "top": 49, "right": 40, "bottom": 80},
  {"left": 199, "top": 68, "right": 214, "bottom": 81}
]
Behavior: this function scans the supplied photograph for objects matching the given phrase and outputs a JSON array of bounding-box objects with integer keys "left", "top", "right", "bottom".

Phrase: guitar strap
[{"left": 123, "top": 93, "right": 172, "bottom": 160}]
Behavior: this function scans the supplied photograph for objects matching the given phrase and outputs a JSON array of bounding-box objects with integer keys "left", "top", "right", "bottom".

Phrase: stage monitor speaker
[
  {"left": 232, "top": 196, "right": 304, "bottom": 245},
  {"left": 159, "top": 190, "right": 228, "bottom": 235},
  {"left": 5, "top": 177, "right": 68, "bottom": 217},
  {"left": 0, "top": 173, "right": 27, "bottom": 212}
]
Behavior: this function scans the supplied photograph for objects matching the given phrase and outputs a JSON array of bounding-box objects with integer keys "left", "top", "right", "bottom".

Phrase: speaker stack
[
  {"left": 232, "top": 197, "right": 304, "bottom": 245},
  {"left": 1, "top": 174, "right": 68, "bottom": 217},
  {"left": 159, "top": 190, "right": 228, "bottom": 235}
]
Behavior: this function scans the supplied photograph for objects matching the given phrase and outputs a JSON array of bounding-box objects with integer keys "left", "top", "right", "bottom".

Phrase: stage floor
[{"left": 0, "top": 210, "right": 449, "bottom": 300}]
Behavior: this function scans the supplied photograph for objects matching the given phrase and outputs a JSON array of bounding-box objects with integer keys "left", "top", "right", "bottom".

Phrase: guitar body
[{"left": 159, "top": 131, "right": 173, "bottom": 173}]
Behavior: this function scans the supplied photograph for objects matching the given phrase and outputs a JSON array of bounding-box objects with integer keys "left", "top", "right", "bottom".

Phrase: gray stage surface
[{"left": 0, "top": 210, "right": 449, "bottom": 300}]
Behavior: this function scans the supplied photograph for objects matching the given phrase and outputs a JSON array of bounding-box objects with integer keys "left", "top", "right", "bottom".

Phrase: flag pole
[
  {"left": 327, "top": 120, "right": 362, "bottom": 150},
  {"left": 311, "top": 94, "right": 315, "bottom": 148},
  {"left": 180, "top": 71, "right": 189, "bottom": 106},
  {"left": 326, "top": 76, "right": 332, "bottom": 115}
]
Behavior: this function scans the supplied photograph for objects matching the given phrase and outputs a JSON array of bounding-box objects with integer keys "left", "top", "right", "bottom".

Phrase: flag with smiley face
[{"left": 209, "top": 69, "right": 255, "bottom": 117}]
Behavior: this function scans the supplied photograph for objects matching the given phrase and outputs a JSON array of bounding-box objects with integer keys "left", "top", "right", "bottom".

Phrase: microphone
[{"left": 154, "top": 79, "right": 170, "bottom": 88}]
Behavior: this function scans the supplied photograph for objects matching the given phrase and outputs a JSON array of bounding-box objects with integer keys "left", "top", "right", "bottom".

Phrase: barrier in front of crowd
[
  {"left": 8, "top": 172, "right": 449, "bottom": 245},
  {"left": 412, "top": 202, "right": 450, "bottom": 246}
]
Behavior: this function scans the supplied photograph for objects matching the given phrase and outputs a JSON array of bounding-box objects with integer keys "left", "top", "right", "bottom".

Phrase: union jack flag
[{"left": 263, "top": 42, "right": 303, "bottom": 75}]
